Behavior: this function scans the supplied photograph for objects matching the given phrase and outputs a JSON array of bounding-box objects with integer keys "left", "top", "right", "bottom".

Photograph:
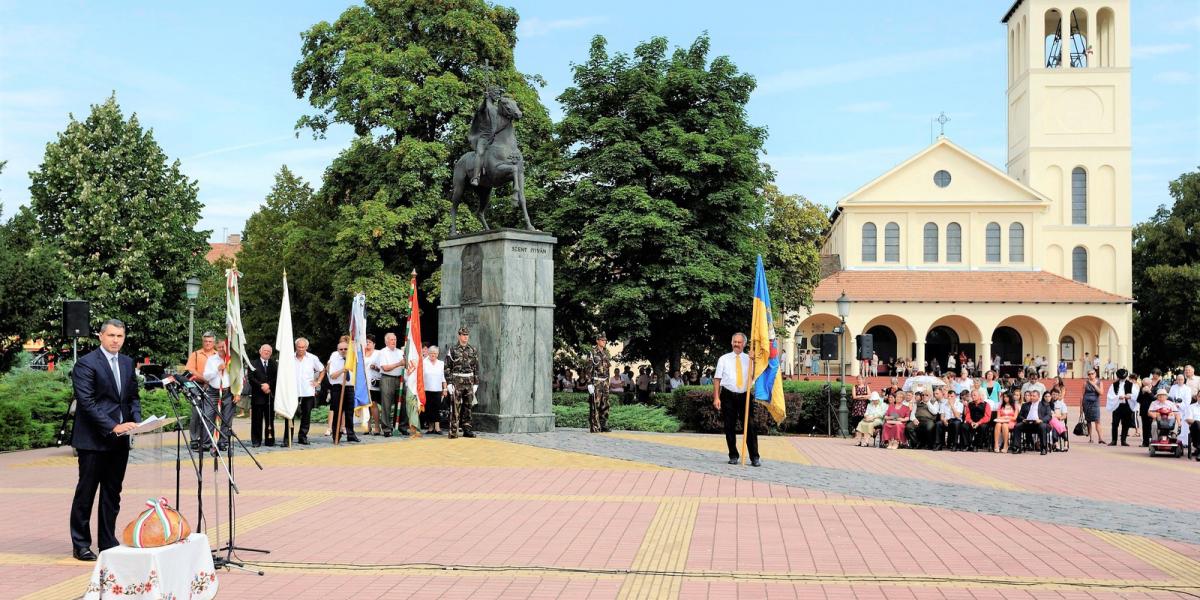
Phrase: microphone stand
[{"left": 213, "top": 398, "right": 268, "bottom": 575}]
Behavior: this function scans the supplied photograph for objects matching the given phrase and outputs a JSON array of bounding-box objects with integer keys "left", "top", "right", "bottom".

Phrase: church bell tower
[{"left": 1003, "top": 0, "right": 1131, "bottom": 296}]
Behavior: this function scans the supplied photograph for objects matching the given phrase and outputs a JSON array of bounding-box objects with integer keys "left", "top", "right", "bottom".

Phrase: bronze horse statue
[{"left": 449, "top": 91, "right": 534, "bottom": 234}]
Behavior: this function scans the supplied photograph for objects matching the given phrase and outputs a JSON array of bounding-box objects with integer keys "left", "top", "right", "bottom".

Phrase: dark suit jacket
[
  {"left": 71, "top": 348, "right": 142, "bottom": 451},
  {"left": 247, "top": 358, "right": 276, "bottom": 404},
  {"left": 1017, "top": 401, "right": 1052, "bottom": 423}
]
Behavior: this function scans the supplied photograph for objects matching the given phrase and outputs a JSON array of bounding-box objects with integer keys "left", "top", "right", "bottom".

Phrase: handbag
[{"left": 1072, "top": 421, "right": 1086, "bottom": 437}]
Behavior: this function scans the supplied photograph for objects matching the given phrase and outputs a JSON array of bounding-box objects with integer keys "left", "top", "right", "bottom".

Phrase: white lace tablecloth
[{"left": 84, "top": 533, "right": 218, "bottom": 599}]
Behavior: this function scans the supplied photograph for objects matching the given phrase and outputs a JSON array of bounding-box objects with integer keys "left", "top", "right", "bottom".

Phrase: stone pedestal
[{"left": 439, "top": 229, "right": 556, "bottom": 433}]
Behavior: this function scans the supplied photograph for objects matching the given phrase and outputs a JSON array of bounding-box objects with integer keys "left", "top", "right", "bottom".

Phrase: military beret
[
  {"left": 458, "top": 325, "right": 470, "bottom": 335},
  {"left": 596, "top": 332, "right": 607, "bottom": 341}
]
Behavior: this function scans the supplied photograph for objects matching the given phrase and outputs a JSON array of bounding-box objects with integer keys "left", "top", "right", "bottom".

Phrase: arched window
[
  {"left": 861, "top": 223, "right": 877, "bottom": 262},
  {"left": 946, "top": 222, "right": 962, "bottom": 262},
  {"left": 1072, "top": 246, "right": 1088, "bottom": 283},
  {"left": 884, "top": 222, "right": 900, "bottom": 262},
  {"left": 1008, "top": 223, "right": 1025, "bottom": 262},
  {"left": 986, "top": 222, "right": 1001, "bottom": 263},
  {"left": 1069, "top": 9, "right": 1089, "bottom": 67},
  {"left": 1097, "top": 8, "right": 1116, "bottom": 67},
  {"left": 1072, "top": 167, "right": 1088, "bottom": 224},
  {"left": 923, "top": 222, "right": 939, "bottom": 262},
  {"left": 1044, "top": 9, "right": 1063, "bottom": 68}
]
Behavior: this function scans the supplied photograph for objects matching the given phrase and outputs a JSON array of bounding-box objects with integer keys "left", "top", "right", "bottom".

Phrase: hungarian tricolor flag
[{"left": 403, "top": 271, "right": 425, "bottom": 411}]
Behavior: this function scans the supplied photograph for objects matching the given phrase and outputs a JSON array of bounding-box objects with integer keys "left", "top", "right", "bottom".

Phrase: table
[{"left": 84, "top": 533, "right": 218, "bottom": 600}]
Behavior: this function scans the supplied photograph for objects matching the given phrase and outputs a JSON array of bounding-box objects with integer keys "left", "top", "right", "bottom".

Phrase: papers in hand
[{"left": 119, "top": 415, "right": 174, "bottom": 436}]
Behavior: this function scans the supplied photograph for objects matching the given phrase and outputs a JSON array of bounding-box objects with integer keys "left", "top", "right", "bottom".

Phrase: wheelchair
[{"left": 1148, "top": 412, "right": 1183, "bottom": 458}]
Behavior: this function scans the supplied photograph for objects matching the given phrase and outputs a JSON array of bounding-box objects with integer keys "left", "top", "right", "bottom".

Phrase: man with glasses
[{"left": 327, "top": 336, "right": 360, "bottom": 443}]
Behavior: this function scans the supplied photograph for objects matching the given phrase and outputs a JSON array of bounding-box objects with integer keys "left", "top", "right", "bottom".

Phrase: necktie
[
  {"left": 263, "top": 360, "right": 268, "bottom": 371},
  {"left": 735, "top": 353, "right": 744, "bottom": 388},
  {"left": 110, "top": 356, "right": 121, "bottom": 394}
]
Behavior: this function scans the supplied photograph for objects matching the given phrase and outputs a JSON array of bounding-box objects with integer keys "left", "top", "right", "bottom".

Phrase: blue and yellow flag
[{"left": 750, "top": 255, "right": 786, "bottom": 424}]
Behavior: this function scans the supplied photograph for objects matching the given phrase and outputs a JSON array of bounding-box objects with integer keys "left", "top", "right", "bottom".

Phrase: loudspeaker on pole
[
  {"left": 856, "top": 334, "right": 874, "bottom": 360},
  {"left": 63, "top": 300, "right": 90, "bottom": 338}
]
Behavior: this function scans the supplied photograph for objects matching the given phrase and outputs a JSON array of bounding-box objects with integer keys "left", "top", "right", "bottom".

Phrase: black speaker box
[
  {"left": 63, "top": 300, "right": 90, "bottom": 338},
  {"left": 818, "top": 334, "right": 838, "bottom": 361},
  {"left": 856, "top": 334, "right": 874, "bottom": 360}
]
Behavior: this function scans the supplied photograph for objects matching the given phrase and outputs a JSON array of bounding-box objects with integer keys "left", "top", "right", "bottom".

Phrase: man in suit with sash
[{"left": 69, "top": 318, "right": 142, "bottom": 561}]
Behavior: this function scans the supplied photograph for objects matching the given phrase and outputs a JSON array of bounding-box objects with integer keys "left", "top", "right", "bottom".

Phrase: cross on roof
[{"left": 936, "top": 112, "right": 951, "bottom": 137}]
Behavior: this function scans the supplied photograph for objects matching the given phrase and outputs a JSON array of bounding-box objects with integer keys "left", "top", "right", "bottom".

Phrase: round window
[{"left": 934, "top": 170, "right": 951, "bottom": 188}]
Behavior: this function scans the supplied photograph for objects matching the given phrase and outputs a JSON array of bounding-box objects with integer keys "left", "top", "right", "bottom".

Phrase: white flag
[{"left": 273, "top": 273, "right": 299, "bottom": 419}]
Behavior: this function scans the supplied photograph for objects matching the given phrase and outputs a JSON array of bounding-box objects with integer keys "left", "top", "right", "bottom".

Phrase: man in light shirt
[
  {"left": 1184, "top": 365, "right": 1200, "bottom": 399},
  {"left": 712, "top": 333, "right": 760, "bottom": 466},
  {"left": 290, "top": 337, "right": 324, "bottom": 446},
  {"left": 376, "top": 332, "right": 405, "bottom": 437},
  {"left": 327, "top": 337, "right": 360, "bottom": 443},
  {"left": 185, "top": 332, "right": 219, "bottom": 451},
  {"left": 202, "top": 340, "right": 239, "bottom": 451},
  {"left": 363, "top": 335, "right": 382, "bottom": 435},
  {"left": 421, "top": 345, "right": 447, "bottom": 435}
]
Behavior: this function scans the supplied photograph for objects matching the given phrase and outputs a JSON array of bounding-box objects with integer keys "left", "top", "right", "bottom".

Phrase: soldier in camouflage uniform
[
  {"left": 444, "top": 325, "right": 479, "bottom": 439},
  {"left": 583, "top": 333, "right": 611, "bottom": 433}
]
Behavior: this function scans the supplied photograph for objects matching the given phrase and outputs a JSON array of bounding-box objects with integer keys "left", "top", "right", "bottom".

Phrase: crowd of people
[
  {"left": 181, "top": 326, "right": 483, "bottom": 450},
  {"left": 847, "top": 365, "right": 1200, "bottom": 460},
  {"left": 796, "top": 348, "right": 1124, "bottom": 380}
]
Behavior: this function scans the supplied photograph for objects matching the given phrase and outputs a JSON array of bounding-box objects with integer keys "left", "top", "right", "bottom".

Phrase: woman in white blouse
[{"left": 422, "top": 346, "right": 447, "bottom": 435}]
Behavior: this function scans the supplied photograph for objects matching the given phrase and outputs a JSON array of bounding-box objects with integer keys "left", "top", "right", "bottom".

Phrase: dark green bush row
[
  {"left": 553, "top": 403, "right": 681, "bottom": 433},
  {"left": 0, "top": 368, "right": 191, "bottom": 451},
  {"left": 670, "top": 382, "right": 851, "bottom": 434}
]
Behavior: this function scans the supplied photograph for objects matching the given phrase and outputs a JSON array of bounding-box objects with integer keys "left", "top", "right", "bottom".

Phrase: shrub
[
  {"left": 553, "top": 404, "right": 680, "bottom": 432},
  {"left": 553, "top": 392, "right": 590, "bottom": 406},
  {"left": 671, "top": 381, "right": 851, "bottom": 434}
]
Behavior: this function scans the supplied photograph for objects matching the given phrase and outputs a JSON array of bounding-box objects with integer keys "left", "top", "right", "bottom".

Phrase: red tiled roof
[
  {"left": 206, "top": 242, "right": 241, "bottom": 263},
  {"left": 813, "top": 270, "right": 1132, "bottom": 304}
]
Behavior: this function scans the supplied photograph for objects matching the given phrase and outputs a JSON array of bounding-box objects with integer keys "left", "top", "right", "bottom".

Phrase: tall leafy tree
[
  {"left": 27, "top": 95, "right": 210, "bottom": 362},
  {"left": 1132, "top": 168, "right": 1200, "bottom": 370},
  {"left": 0, "top": 160, "right": 68, "bottom": 371},
  {"left": 547, "top": 34, "right": 773, "bottom": 373},
  {"left": 292, "top": 0, "right": 554, "bottom": 340},
  {"left": 760, "top": 183, "right": 828, "bottom": 328}
]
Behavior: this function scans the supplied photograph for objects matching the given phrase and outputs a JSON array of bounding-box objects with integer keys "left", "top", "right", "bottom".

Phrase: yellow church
[{"left": 791, "top": 0, "right": 1133, "bottom": 379}]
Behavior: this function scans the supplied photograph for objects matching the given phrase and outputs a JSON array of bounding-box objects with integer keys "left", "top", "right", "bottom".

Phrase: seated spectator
[
  {"left": 668, "top": 370, "right": 685, "bottom": 391},
  {"left": 1183, "top": 393, "right": 1199, "bottom": 461},
  {"left": 952, "top": 369, "right": 974, "bottom": 395},
  {"left": 1050, "top": 387, "right": 1069, "bottom": 446},
  {"left": 993, "top": 392, "right": 1017, "bottom": 452},
  {"left": 1012, "top": 390, "right": 1051, "bottom": 455},
  {"left": 980, "top": 370, "right": 1002, "bottom": 410},
  {"left": 882, "top": 393, "right": 911, "bottom": 450},
  {"left": 941, "top": 390, "right": 965, "bottom": 451},
  {"left": 963, "top": 389, "right": 992, "bottom": 451},
  {"left": 854, "top": 392, "right": 887, "bottom": 446},
  {"left": 1149, "top": 388, "right": 1180, "bottom": 440},
  {"left": 699, "top": 369, "right": 713, "bottom": 386},
  {"left": 906, "top": 390, "right": 944, "bottom": 450},
  {"left": 1168, "top": 373, "right": 1192, "bottom": 404},
  {"left": 1020, "top": 369, "right": 1046, "bottom": 397}
]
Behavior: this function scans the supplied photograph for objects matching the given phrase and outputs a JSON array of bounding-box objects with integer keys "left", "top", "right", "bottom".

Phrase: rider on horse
[{"left": 468, "top": 85, "right": 505, "bottom": 187}]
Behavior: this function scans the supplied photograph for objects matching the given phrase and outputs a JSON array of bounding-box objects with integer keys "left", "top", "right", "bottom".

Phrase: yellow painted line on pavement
[
  {"left": 617, "top": 499, "right": 700, "bottom": 600},
  {"left": 1091, "top": 529, "right": 1200, "bottom": 586},
  {"left": 606, "top": 432, "right": 812, "bottom": 465}
]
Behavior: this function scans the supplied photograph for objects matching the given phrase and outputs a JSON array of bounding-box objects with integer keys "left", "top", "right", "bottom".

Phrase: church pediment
[{"left": 838, "top": 138, "right": 1050, "bottom": 207}]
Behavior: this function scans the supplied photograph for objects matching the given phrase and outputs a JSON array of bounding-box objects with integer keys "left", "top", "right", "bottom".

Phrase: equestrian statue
[{"left": 449, "top": 85, "right": 534, "bottom": 234}]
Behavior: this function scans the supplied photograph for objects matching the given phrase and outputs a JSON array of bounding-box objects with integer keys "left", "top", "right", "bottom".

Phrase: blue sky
[{"left": 1, "top": 1, "right": 1196, "bottom": 241}]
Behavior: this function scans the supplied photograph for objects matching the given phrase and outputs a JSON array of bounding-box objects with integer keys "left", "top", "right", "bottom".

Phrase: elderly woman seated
[
  {"left": 1149, "top": 388, "right": 1180, "bottom": 441},
  {"left": 854, "top": 392, "right": 887, "bottom": 446},
  {"left": 882, "top": 392, "right": 911, "bottom": 450}
]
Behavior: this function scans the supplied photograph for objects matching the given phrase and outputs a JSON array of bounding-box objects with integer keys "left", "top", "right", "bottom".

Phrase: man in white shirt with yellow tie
[{"left": 712, "top": 332, "right": 760, "bottom": 466}]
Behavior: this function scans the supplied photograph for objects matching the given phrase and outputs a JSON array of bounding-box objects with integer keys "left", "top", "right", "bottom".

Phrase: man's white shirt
[{"left": 714, "top": 352, "right": 751, "bottom": 394}]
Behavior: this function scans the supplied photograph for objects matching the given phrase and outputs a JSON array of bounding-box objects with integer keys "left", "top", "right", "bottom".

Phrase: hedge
[
  {"left": 670, "top": 382, "right": 851, "bottom": 435},
  {"left": 0, "top": 368, "right": 190, "bottom": 451},
  {"left": 553, "top": 403, "right": 681, "bottom": 432}
]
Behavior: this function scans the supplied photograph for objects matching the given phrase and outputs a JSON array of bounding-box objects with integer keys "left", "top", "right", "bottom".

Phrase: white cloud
[
  {"left": 1131, "top": 43, "right": 1192, "bottom": 59},
  {"left": 1153, "top": 70, "right": 1195, "bottom": 84},
  {"left": 757, "top": 42, "right": 997, "bottom": 94},
  {"left": 838, "top": 101, "right": 890, "bottom": 113},
  {"left": 518, "top": 16, "right": 606, "bottom": 38},
  {"left": 185, "top": 135, "right": 296, "bottom": 160}
]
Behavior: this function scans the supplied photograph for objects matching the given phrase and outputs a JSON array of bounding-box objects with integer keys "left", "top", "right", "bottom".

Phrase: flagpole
[
  {"left": 742, "top": 342, "right": 753, "bottom": 467},
  {"left": 333, "top": 382, "right": 347, "bottom": 445}
]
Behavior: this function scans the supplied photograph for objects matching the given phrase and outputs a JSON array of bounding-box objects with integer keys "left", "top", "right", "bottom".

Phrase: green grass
[{"left": 553, "top": 403, "right": 680, "bottom": 433}]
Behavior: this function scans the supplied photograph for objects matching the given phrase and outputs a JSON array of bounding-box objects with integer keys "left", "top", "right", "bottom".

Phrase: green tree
[
  {"left": 292, "top": 0, "right": 554, "bottom": 339},
  {"left": 760, "top": 183, "right": 828, "bottom": 328},
  {"left": 1132, "top": 168, "right": 1200, "bottom": 370},
  {"left": 547, "top": 34, "right": 772, "bottom": 374},
  {"left": 0, "top": 160, "right": 68, "bottom": 371},
  {"left": 27, "top": 95, "right": 210, "bottom": 362}
]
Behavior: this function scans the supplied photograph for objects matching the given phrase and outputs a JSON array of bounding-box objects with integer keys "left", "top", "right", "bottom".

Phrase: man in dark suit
[
  {"left": 69, "top": 318, "right": 142, "bottom": 561},
  {"left": 248, "top": 343, "right": 277, "bottom": 447},
  {"left": 1011, "top": 390, "right": 1052, "bottom": 455}
]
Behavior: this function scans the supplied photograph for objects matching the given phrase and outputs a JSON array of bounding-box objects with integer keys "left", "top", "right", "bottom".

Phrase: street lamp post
[
  {"left": 836, "top": 291, "right": 851, "bottom": 437},
  {"left": 186, "top": 277, "right": 201, "bottom": 361}
]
